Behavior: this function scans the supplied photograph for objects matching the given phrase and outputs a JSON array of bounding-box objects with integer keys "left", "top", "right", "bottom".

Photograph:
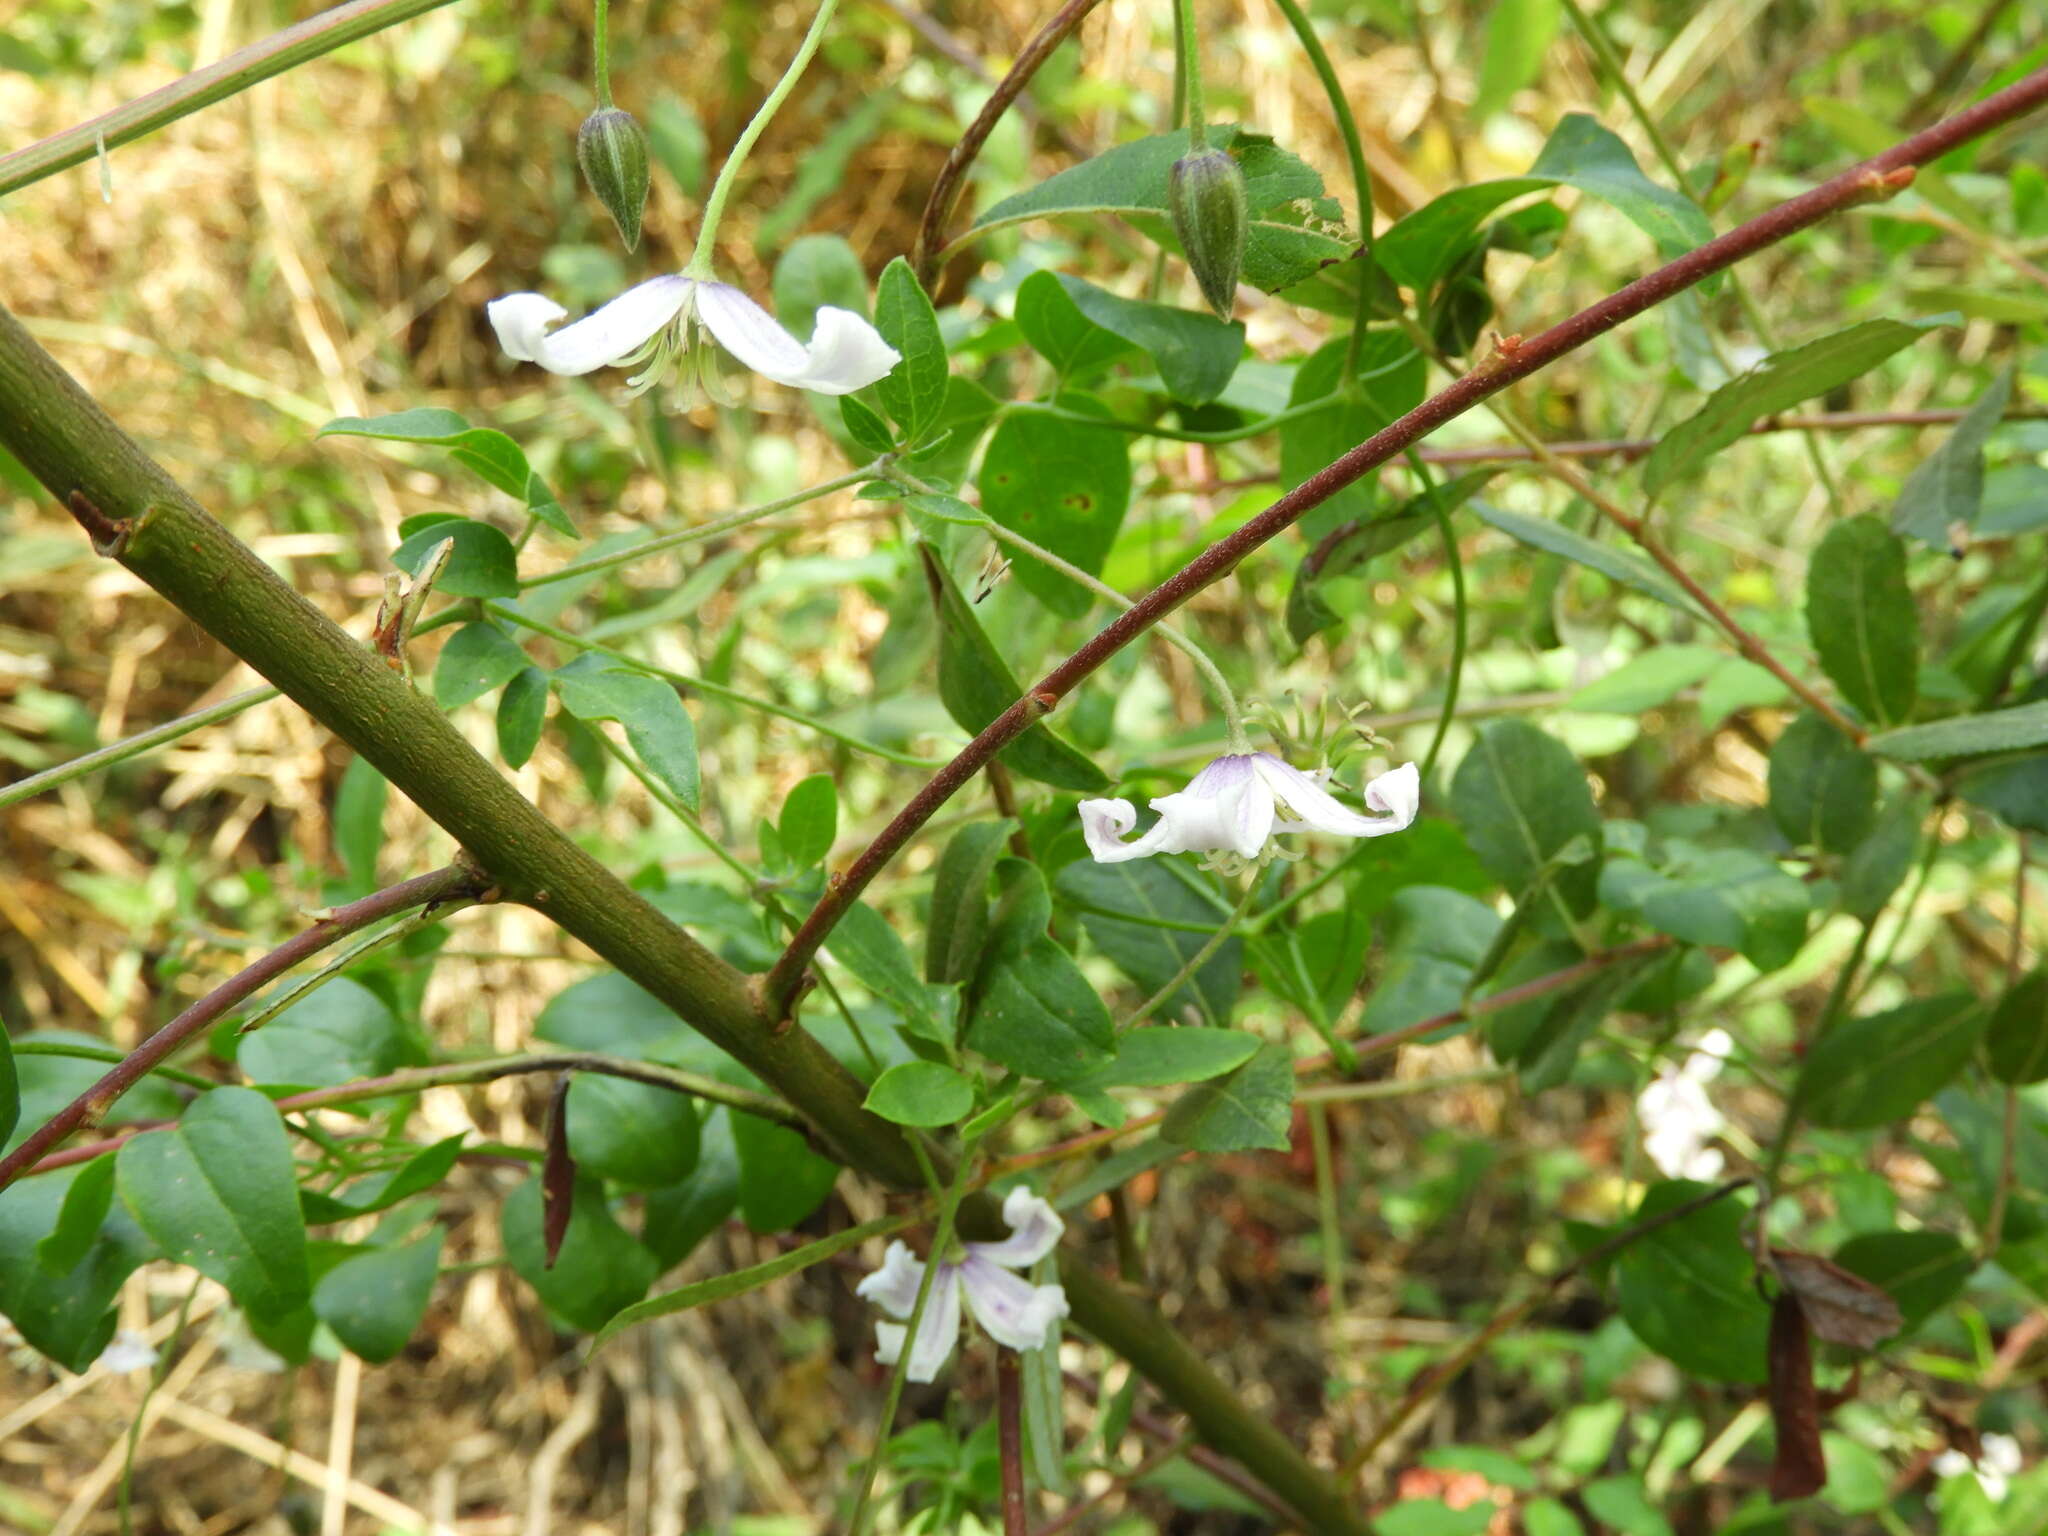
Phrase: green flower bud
[
  {"left": 1703, "top": 139, "right": 1757, "bottom": 215},
  {"left": 578, "top": 106, "right": 651, "bottom": 251},
  {"left": 1168, "top": 146, "right": 1248, "bottom": 319}
]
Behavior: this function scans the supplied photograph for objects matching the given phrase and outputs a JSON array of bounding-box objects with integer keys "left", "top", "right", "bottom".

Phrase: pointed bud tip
[
  {"left": 1169, "top": 147, "right": 1249, "bottom": 320},
  {"left": 578, "top": 107, "right": 651, "bottom": 252}
]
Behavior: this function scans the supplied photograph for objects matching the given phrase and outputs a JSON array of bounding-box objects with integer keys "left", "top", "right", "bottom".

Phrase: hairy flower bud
[
  {"left": 1168, "top": 146, "right": 1248, "bottom": 319},
  {"left": 577, "top": 106, "right": 651, "bottom": 251}
]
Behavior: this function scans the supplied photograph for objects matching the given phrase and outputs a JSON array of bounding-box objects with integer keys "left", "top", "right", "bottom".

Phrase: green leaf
[
  {"left": 778, "top": 773, "right": 838, "bottom": 869},
  {"left": 333, "top": 755, "right": 387, "bottom": 890},
  {"left": 393, "top": 514, "right": 520, "bottom": 599},
  {"left": 37, "top": 1151, "right": 116, "bottom": 1275},
  {"left": 1280, "top": 334, "right": 1426, "bottom": 540},
  {"left": 825, "top": 900, "right": 946, "bottom": 1042},
  {"left": 1806, "top": 515, "right": 1918, "bottom": 728},
  {"left": 971, "top": 127, "right": 1350, "bottom": 293},
  {"left": 865, "top": 1061, "right": 975, "bottom": 1126},
  {"left": 874, "top": 257, "right": 947, "bottom": 439},
  {"left": 839, "top": 393, "right": 896, "bottom": 454},
  {"left": 1062, "top": 1028, "right": 1262, "bottom": 1090},
  {"left": 642, "top": 1108, "right": 740, "bottom": 1267},
  {"left": 322, "top": 409, "right": 571, "bottom": 536},
  {"left": 1375, "top": 1498, "right": 1500, "bottom": 1536},
  {"left": 920, "top": 546, "right": 1108, "bottom": 791},
  {"left": 772, "top": 233, "right": 870, "bottom": 333},
  {"left": 1831, "top": 1230, "right": 1974, "bottom": 1335},
  {"left": 313, "top": 1229, "right": 443, "bottom": 1363},
  {"left": 552, "top": 654, "right": 700, "bottom": 811},
  {"left": 1839, "top": 793, "right": 1922, "bottom": 922},
  {"left": 238, "top": 975, "right": 407, "bottom": 1091},
  {"left": 501, "top": 1173, "right": 657, "bottom": 1331},
  {"left": 1891, "top": 367, "right": 2014, "bottom": 548},
  {"left": 301, "top": 1135, "right": 465, "bottom": 1223},
  {"left": 592, "top": 1213, "right": 898, "bottom": 1349},
  {"left": 1599, "top": 847, "right": 1810, "bottom": 971},
  {"left": 1957, "top": 751, "right": 2048, "bottom": 832},
  {"left": 1451, "top": 720, "right": 1603, "bottom": 916},
  {"left": 566, "top": 1073, "right": 700, "bottom": 1188},
  {"left": 434, "top": 621, "right": 530, "bottom": 710},
  {"left": 1696, "top": 656, "right": 1790, "bottom": 729},
  {"left": 1471, "top": 501, "right": 1702, "bottom": 616},
  {"left": 1579, "top": 1478, "right": 1670, "bottom": 1536},
  {"left": 0, "top": 1161, "right": 154, "bottom": 1371},
  {"left": 1015, "top": 269, "right": 1138, "bottom": 379},
  {"left": 1, "top": 1005, "right": 18, "bottom": 1148},
  {"left": 1640, "top": 319, "right": 1951, "bottom": 499},
  {"left": 1801, "top": 994, "right": 1986, "bottom": 1128},
  {"left": 7, "top": 1033, "right": 180, "bottom": 1155},
  {"left": 926, "top": 821, "right": 1013, "bottom": 986},
  {"left": 967, "top": 933, "right": 1115, "bottom": 1082},
  {"left": 1055, "top": 860, "right": 1242, "bottom": 1026},
  {"left": 1869, "top": 700, "right": 2048, "bottom": 761},
  {"left": 1288, "top": 468, "right": 1492, "bottom": 643},
  {"left": 116, "top": 1087, "right": 311, "bottom": 1322},
  {"left": 1161, "top": 1041, "right": 1293, "bottom": 1152},
  {"left": 1767, "top": 713, "right": 1877, "bottom": 853},
  {"left": 1052, "top": 274, "right": 1244, "bottom": 405},
  {"left": 978, "top": 393, "right": 1131, "bottom": 618},
  {"left": 1568, "top": 645, "right": 1724, "bottom": 714},
  {"left": 1359, "top": 886, "right": 1501, "bottom": 1037},
  {"left": 731, "top": 1111, "right": 841, "bottom": 1232},
  {"left": 1378, "top": 113, "right": 1713, "bottom": 292},
  {"left": 1614, "top": 1180, "right": 1769, "bottom": 1384},
  {"left": 1985, "top": 970, "right": 2048, "bottom": 1085},
  {"left": 1472, "top": 0, "right": 1560, "bottom": 119},
  {"left": 497, "top": 666, "right": 549, "bottom": 768}
]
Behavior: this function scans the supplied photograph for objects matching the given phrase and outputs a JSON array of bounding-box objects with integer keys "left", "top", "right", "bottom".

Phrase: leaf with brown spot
[
  {"left": 543, "top": 1074, "right": 576, "bottom": 1269},
  {"left": 1768, "top": 1291, "right": 1828, "bottom": 1502},
  {"left": 1771, "top": 1247, "right": 1903, "bottom": 1349}
]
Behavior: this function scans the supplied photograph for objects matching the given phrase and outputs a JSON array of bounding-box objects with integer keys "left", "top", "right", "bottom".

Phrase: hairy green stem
[
  {"left": 593, "top": 0, "right": 615, "bottom": 107},
  {"left": 685, "top": 0, "right": 839, "bottom": 276},
  {"left": 1174, "top": 0, "right": 1207, "bottom": 152},
  {"left": 0, "top": 685, "right": 279, "bottom": 812},
  {"left": 0, "top": 0, "right": 461, "bottom": 197}
]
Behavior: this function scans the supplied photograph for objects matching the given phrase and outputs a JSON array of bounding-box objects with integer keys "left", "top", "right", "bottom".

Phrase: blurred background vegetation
[{"left": 3, "top": 0, "right": 2046, "bottom": 1532}]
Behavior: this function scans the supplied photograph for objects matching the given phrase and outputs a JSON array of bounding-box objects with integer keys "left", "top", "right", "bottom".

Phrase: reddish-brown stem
[
  {"left": 0, "top": 863, "right": 485, "bottom": 1191},
  {"left": 997, "top": 1347, "right": 1029, "bottom": 1536},
  {"left": 911, "top": 0, "right": 1108, "bottom": 287},
  {"left": 763, "top": 70, "right": 2048, "bottom": 1018}
]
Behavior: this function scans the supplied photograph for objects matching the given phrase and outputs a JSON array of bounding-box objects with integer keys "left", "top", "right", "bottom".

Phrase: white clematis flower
[
  {"left": 1079, "top": 754, "right": 1419, "bottom": 867},
  {"left": 1637, "top": 1027, "right": 1733, "bottom": 1181},
  {"left": 487, "top": 273, "right": 900, "bottom": 396},
  {"left": 1935, "top": 1433, "right": 2023, "bottom": 1503},
  {"left": 855, "top": 1187, "right": 1070, "bottom": 1383},
  {"left": 95, "top": 1330, "right": 159, "bottom": 1374}
]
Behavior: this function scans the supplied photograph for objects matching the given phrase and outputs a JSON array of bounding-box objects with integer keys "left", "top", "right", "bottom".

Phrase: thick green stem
[
  {"left": 0, "top": 305, "right": 1368, "bottom": 1534},
  {"left": 1174, "top": 0, "right": 1208, "bottom": 152},
  {"left": 0, "top": 0, "right": 460, "bottom": 197},
  {"left": 685, "top": 0, "right": 839, "bottom": 277}
]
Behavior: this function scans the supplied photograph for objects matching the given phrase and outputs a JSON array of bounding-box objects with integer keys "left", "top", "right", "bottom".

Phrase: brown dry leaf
[
  {"left": 1767, "top": 1291, "right": 1828, "bottom": 1502},
  {"left": 1771, "top": 1247, "right": 1903, "bottom": 1350}
]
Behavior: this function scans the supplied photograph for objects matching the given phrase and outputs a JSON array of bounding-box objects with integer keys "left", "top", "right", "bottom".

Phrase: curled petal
[
  {"left": 871, "top": 1264, "right": 963, "bottom": 1384},
  {"left": 693, "top": 283, "right": 900, "bottom": 394},
  {"left": 1252, "top": 754, "right": 1418, "bottom": 839},
  {"left": 1363, "top": 762, "right": 1421, "bottom": 827},
  {"left": 488, "top": 276, "right": 693, "bottom": 375},
  {"left": 966, "top": 1188, "right": 1065, "bottom": 1268},
  {"left": 1079, "top": 798, "right": 1179, "bottom": 863},
  {"left": 855, "top": 1240, "right": 928, "bottom": 1319},
  {"left": 958, "top": 1256, "right": 1070, "bottom": 1353}
]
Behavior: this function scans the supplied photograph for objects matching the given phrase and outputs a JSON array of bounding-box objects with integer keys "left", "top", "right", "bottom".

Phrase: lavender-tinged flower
[
  {"left": 487, "top": 274, "right": 900, "bottom": 396},
  {"left": 855, "top": 1188, "right": 1070, "bottom": 1383},
  {"left": 1637, "top": 1028, "right": 1733, "bottom": 1181},
  {"left": 1078, "top": 754, "right": 1419, "bottom": 866}
]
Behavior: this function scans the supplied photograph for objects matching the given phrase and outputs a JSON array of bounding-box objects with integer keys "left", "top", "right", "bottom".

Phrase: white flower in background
[
  {"left": 1638, "top": 1028, "right": 1733, "bottom": 1180},
  {"left": 1079, "top": 754, "right": 1419, "bottom": 867},
  {"left": 95, "top": 1330, "right": 159, "bottom": 1374},
  {"left": 1935, "top": 1433, "right": 2024, "bottom": 1503},
  {"left": 856, "top": 1188, "right": 1070, "bottom": 1383},
  {"left": 487, "top": 274, "right": 900, "bottom": 396}
]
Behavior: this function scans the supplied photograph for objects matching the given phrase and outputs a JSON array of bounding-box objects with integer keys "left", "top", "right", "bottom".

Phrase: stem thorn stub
[{"left": 66, "top": 491, "right": 132, "bottom": 555}]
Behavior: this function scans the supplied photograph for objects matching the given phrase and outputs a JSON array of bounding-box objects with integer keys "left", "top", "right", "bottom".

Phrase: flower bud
[
  {"left": 1703, "top": 139, "right": 1757, "bottom": 215},
  {"left": 1168, "top": 147, "right": 1248, "bottom": 319},
  {"left": 577, "top": 106, "right": 651, "bottom": 251}
]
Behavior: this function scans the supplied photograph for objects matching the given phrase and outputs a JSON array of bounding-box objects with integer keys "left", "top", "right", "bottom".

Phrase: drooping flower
[
  {"left": 855, "top": 1187, "right": 1070, "bottom": 1383},
  {"left": 1637, "top": 1028, "right": 1733, "bottom": 1181},
  {"left": 487, "top": 274, "right": 900, "bottom": 396},
  {"left": 1078, "top": 754, "right": 1419, "bottom": 867}
]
